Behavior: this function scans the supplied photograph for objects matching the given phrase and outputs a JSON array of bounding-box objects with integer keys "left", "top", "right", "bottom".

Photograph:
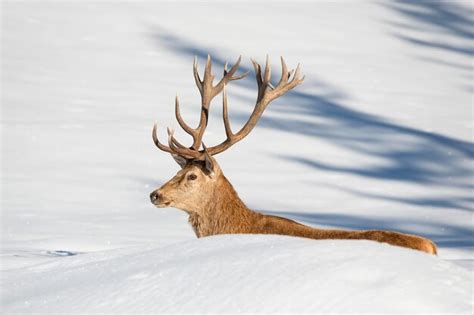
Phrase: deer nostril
[{"left": 150, "top": 191, "right": 163, "bottom": 203}]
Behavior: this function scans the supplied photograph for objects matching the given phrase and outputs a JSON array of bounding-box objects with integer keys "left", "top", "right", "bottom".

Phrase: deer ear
[
  {"left": 171, "top": 154, "right": 188, "bottom": 169},
  {"left": 204, "top": 154, "right": 215, "bottom": 174},
  {"left": 202, "top": 143, "right": 215, "bottom": 175}
]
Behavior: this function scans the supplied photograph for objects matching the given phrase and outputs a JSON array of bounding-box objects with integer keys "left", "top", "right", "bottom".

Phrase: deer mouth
[
  {"left": 152, "top": 200, "right": 172, "bottom": 208},
  {"left": 152, "top": 200, "right": 171, "bottom": 208}
]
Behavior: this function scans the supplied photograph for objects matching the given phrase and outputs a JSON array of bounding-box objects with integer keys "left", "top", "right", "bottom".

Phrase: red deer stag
[{"left": 150, "top": 55, "right": 437, "bottom": 255}]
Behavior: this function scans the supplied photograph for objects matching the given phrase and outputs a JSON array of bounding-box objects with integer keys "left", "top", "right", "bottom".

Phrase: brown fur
[{"left": 150, "top": 159, "right": 438, "bottom": 255}]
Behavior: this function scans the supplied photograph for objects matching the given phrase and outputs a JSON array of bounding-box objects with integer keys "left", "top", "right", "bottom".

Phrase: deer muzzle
[{"left": 149, "top": 190, "right": 171, "bottom": 207}]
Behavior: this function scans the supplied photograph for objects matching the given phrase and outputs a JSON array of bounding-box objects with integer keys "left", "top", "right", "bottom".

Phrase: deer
[{"left": 149, "top": 55, "right": 438, "bottom": 255}]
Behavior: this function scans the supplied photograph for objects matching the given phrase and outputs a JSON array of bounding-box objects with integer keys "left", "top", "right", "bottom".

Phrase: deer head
[{"left": 150, "top": 55, "right": 304, "bottom": 214}]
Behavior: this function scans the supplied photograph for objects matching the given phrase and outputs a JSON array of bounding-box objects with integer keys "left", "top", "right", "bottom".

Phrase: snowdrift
[
  {"left": 2, "top": 1, "right": 473, "bottom": 313},
  {"left": 3, "top": 235, "right": 472, "bottom": 313}
]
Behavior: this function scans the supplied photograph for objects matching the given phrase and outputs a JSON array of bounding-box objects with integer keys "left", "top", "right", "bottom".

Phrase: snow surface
[
  {"left": 2, "top": 1, "right": 473, "bottom": 313},
  {"left": 2, "top": 235, "right": 473, "bottom": 313}
]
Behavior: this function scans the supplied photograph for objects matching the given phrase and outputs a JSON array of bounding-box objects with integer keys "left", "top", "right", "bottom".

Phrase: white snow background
[{"left": 1, "top": 1, "right": 473, "bottom": 313}]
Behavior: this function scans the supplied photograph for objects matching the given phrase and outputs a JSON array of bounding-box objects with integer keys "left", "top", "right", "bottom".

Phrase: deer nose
[{"left": 150, "top": 191, "right": 162, "bottom": 204}]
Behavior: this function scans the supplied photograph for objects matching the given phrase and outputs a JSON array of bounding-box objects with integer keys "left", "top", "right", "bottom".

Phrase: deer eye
[{"left": 187, "top": 174, "right": 197, "bottom": 181}]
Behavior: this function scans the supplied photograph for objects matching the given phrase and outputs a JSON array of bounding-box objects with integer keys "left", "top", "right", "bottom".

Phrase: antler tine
[
  {"left": 293, "top": 63, "right": 302, "bottom": 82},
  {"left": 293, "top": 63, "right": 305, "bottom": 82},
  {"left": 204, "top": 54, "right": 214, "bottom": 83},
  {"left": 251, "top": 58, "right": 263, "bottom": 87},
  {"left": 169, "top": 133, "right": 188, "bottom": 149},
  {"left": 152, "top": 123, "right": 175, "bottom": 154},
  {"left": 224, "top": 55, "right": 242, "bottom": 79},
  {"left": 222, "top": 84, "right": 233, "bottom": 138},
  {"left": 167, "top": 127, "right": 200, "bottom": 159},
  {"left": 278, "top": 56, "right": 289, "bottom": 86},
  {"left": 229, "top": 70, "right": 249, "bottom": 81},
  {"left": 221, "top": 61, "right": 249, "bottom": 81},
  {"left": 174, "top": 94, "right": 195, "bottom": 136},
  {"left": 213, "top": 55, "right": 248, "bottom": 96},
  {"left": 193, "top": 56, "right": 203, "bottom": 94},
  {"left": 152, "top": 122, "right": 200, "bottom": 158},
  {"left": 263, "top": 55, "right": 271, "bottom": 84},
  {"left": 167, "top": 127, "right": 187, "bottom": 149},
  {"left": 222, "top": 61, "right": 249, "bottom": 81},
  {"left": 251, "top": 59, "right": 264, "bottom": 101}
]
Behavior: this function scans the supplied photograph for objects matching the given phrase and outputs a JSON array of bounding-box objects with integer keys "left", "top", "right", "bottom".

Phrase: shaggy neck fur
[{"left": 188, "top": 174, "right": 256, "bottom": 237}]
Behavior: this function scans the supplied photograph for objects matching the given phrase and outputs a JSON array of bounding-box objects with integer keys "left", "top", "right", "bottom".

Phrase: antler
[
  {"left": 204, "top": 56, "right": 304, "bottom": 155},
  {"left": 153, "top": 55, "right": 304, "bottom": 159}
]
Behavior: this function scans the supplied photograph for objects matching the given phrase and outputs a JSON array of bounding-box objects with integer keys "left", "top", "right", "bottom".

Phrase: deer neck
[{"left": 188, "top": 174, "right": 255, "bottom": 237}]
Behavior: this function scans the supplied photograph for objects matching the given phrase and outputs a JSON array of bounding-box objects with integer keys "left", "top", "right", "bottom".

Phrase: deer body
[
  {"left": 150, "top": 55, "right": 438, "bottom": 255},
  {"left": 152, "top": 161, "right": 437, "bottom": 255}
]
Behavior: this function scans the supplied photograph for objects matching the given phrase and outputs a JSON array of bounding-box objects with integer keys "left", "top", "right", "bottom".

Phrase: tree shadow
[
  {"left": 313, "top": 182, "right": 473, "bottom": 212},
  {"left": 382, "top": 1, "right": 473, "bottom": 71},
  {"left": 388, "top": 1, "right": 473, "bottom": 39},
  {"left": 246, "top": 85, "right": 473, "bottom": 191}
]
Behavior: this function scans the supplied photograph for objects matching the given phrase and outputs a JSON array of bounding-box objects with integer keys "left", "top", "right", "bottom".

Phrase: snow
[
  {"left": 2, "top": 235, "right": 472, "bottom": 313},
  {"left": 1, "top": 1, "right": 473, "bottom": 313}
]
